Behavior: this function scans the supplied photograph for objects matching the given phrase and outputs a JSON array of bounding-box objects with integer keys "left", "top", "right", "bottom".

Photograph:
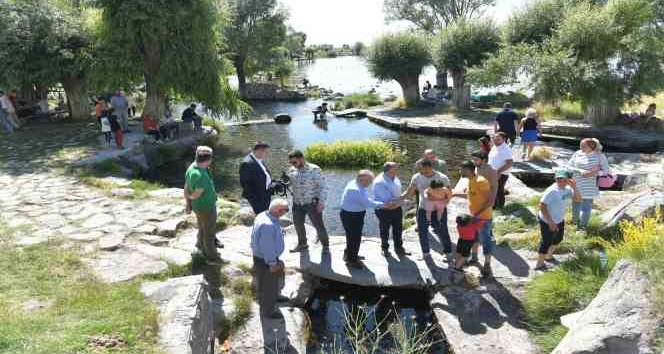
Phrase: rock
[
  {"left": 132, "top": 224, "right": 158, "bottom": 235},
  {"left": 98, "top": 234, "right": 126, "bottom": 251},
  {"left": 243, "top": 83, "right": 306, "bottom": 101},
  {"left": 279, "top": 217, "right": 293, "bottom": 228},
  {"left": 281, "top": 272, "right": 316, "bottom": 307},
  {"left": 84, "top": 248, "right": 168, "bottom": 282},
  {"left": 111, "top": 188, "right": 134, "bottom": 197},
  {"left": 22, "top": 298, "right": 54, "bottom": 313},
  {"left": 141, "top": 275, "right": 214, "bottom": 354},
  {"left": 600, "top": 190, "right": 664, "bottom": 231},
  {"left": 140, "top": 235, "right": 171, "bottom": 247},
  {"left": 148, "top": 188, "right": 184, "bottom": 199},
  {"left": 156, "top": 217, "right": 188, "bottom": 238},
  {"left": 67, "top": 231, "right": 104, "bottom": 242},
  {"left": 129, "top": 243, "right": 192, "bottom": 266},
  {"left": 274, "top": 114, "right": 292, "bottom": 124},
  {"left": 82, "top": 214, "right": 115, "bottom": 230},
  {"left": 228, "top": 303, "right": 307, "bottom": 354},
  {"left": 552, "top": 260, "right": 659, "bottom": 354},
  {"left": 505, "top": 174, "right": 541, "bottom": 203},
  {"left": 99, "top": 176, "right": 132, "bottom": 187},
  {"left": 560, "top": 310, "right": 584, "bottom": 329},
  {"left": 236, "top": 207, "right": 256, "bottom": 226}
]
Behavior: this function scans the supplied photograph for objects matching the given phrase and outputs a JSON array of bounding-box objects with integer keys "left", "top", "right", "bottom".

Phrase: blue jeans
[
  {"left": 476, "top": 218, "right": 495, "bottom": 255},
  {"left": 416, "top": 208, "right": 452, "bottom": 254},
  {"left": 0, "top": 108, "right": 13, "bottom": 133},
  {"left": 572, "top": 199, "right": 593, "bottom": 228}
]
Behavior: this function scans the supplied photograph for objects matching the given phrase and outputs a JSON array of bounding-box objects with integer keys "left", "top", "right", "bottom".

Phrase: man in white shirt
[
  {"left": 488, "top": 132, "right": 513, "bottom": 209},
  {"left": 240, "top": 142, "right": 273, "bottom": 214}
]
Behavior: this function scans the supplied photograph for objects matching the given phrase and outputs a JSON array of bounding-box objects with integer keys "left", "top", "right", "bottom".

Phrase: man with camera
[
  {"left": 286, "top": 150, "right": 329, "bottom": 253},
  {"left": 240, "top": 142, "right": 273, "bottom": 214}
]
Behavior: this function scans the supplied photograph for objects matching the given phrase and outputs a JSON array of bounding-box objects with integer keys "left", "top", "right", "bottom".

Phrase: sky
[{"left": 281, "top": 0, "right": 530, "bottom": 46}]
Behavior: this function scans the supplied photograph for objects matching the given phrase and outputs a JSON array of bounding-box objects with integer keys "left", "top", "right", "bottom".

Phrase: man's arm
[
  {"left": 497, "top": 159, "right": 513, "bottom": 175},
  {"left": 184, "top": 183, "right": 192, "bottom": 214},
  {"left": 239, "top": 162, "right": 255, "bottom": 197},
  {"left": 401, "top": 184, "right": 418, "bottom": 200},
  {"left": 539, "top": 202, "right": 558, "bottom": 231},
  {"left": 473, "top": 188, "right": 493, "bottom": 218}
]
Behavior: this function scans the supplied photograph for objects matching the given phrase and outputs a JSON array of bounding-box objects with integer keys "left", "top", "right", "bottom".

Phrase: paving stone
[
  {"left": 81, "top": 214, "right": 114, "bottom": 229},
  {"left": 139, "top": 235, "right": 171, "bottom": 247},
  {"left": 99, "top": 234, "right": 126, "bottom": 251},
  {"left": 111, "top": 188, "right": 134, "bottom": 197},
  {"left": 155, "top": 218, "right": 188, "bottom": 238},
  {"left": 129, "top": 243, "right": 192, "bottom": 266},
  {"left": 84, "top": 248, "right": 168, "bottom": 283},
  {"left": 68, "top": 231, "right": 104, "bottom": 242},
  {"left": 132, "top": 224, "right": 158, "bottom": 235}
]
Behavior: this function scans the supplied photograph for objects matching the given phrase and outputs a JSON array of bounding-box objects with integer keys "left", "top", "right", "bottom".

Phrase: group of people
[
  {"left": 493, "top": 102, "right": 542, "bottom": 160},
  {"left": 184, "top": 127, "right": 611, "bottom": 318},
  {"left": 96, "top": 90, "right": 136, "bottom": 149}
]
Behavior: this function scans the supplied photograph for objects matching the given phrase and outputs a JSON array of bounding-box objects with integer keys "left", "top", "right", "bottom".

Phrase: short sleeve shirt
[
  {"left": 185, "top": 163, "right": 217, "bottom": 211},
  {"left": 409, "top": 172, "right": 451, "bottom": 209},
  {"left": 495, "top": 110, "right": 519, "bottom": 134},
  {"left": 468, "top": 176, "right": 492, "bottom": 219},
  {"left": 488, "top": 143, "right": 513, "bottom": 175},
  {"left": 538, "top": 184, "right": 573, "bottom": 224}
]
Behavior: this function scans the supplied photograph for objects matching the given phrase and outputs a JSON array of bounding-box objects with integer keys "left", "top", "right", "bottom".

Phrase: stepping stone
[
  {"left": 129, "top": 243, "right": 191, "bottom": 266},
  {"left": 132, "top": 224, "right": 158, "bottom": 235},
  {"left": 155, "top": 218, "right": 188, "bottom": 238},
  {"left": 68, "top": 231, "right": 104, "bottom": 242},
  {"left": 82, "top": 214, "right": 114, "bottom": 229},
  {"left": 84, "top": 248, "right": 168, "bottom": 282},
  {"left": 99, "top": 234, "right": 126, "bottom": 251},
  {"left": 139, "top": 235, "right": 171, "bottom": 247}
]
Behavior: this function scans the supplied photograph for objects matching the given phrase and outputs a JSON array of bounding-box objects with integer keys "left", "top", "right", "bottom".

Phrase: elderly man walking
[
  {"left": 340, "top": 170, "right": 398, "bottom": 269},
  {"left": 287, "top": 150, "right": 329, "bottom": 253},
  {"left": 184, "top": 146, "right": 223, "bottom": 298},
  {"left": 373, "top": 162, "right": 410, "bottom": 257},
  {"left": 111, "top": 90, "right": 129, "bottom": 132},
  {"left": 251, "top": 199, "right": 290, "bottom": 318}
]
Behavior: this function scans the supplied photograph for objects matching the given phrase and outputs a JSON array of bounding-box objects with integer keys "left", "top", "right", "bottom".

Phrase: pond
[{"left": 153, "top": 57, "right": 482, "bottom": 236}]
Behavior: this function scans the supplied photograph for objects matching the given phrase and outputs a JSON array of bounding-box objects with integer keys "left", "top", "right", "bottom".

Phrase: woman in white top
[{"left": 567, "top": 138, "right": 609, "bottom": 229}]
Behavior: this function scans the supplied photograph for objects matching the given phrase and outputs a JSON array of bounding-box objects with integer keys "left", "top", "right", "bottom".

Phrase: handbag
[{"left": 597, "top": 174, "right": 616, "bottom": 188}]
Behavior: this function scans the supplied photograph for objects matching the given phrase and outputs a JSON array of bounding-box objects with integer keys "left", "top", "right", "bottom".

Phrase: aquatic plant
[
  {"left": 305, "top": 140, "right": 402, "bottom": 169},
  {"left": 333, "top": 93, "right": 383, "bottom": 111}
]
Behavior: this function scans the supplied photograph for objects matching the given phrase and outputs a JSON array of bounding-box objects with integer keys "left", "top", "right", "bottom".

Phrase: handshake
[{"left": 383, "top": 198, "right": 404, "bottom": 210}]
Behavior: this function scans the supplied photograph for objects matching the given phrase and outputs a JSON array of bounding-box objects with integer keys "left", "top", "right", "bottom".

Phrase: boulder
[
  {"left": 228, "top": 303, "right": 307, "bottom": 354},
  {"left": 141, "top": 275, "right": 215, "bottom": 354},
  {"left": 600, "top": 190, "right": 664, "bottom": 231},
  {"left": 156, "top": 217, "right": 188, "bottom": 238},
  {"left": 139, "top": 235, "right": 171, "bottom": 247},
  {"left": 281, "top": 272, "right": 316, "bottom": 307},
  {"left": 505, "top": 174, "right": 541, "bottom": 203},
  {"left": 274, "top": 114, "right": 292, "bottom": 124},
  {"left": 552, "top": 260, "right": 659, "bottom": 354},
  {"left": 236, "top": 207, "right": 256, "bottom": 226}
]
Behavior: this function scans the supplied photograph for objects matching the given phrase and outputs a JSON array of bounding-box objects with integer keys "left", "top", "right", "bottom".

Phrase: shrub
[
  {"left": 304, "top": 140, "right": 402, "bottom": 169},
  {"left": 529, "top": 146, "right": 553, "bottom": 161},
  {"left": 332, "top": 93, "right": 383, "bottom": 111},
  {"left": 203, "top": 116, "right": 225, "bottom": 134},
  {"left": 532, "top": 101, "right": 584, "bottom": 121}
]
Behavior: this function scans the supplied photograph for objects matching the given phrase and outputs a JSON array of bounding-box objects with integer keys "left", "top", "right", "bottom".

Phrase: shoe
[
  {"left": 276, "top": 295, "right": 290, "bottom": 303},
  {"left": 263, "top": 310, "right": 283, "bottom": 319},
  {"left": 422, "top": 252, "right": 432, "bottom": 259},
  {"left": 545, "top": 257, "right": 560, "bottom": 264},
  {"left": 347, "top": 260, "right": 364, "bottom": 269},
  {"left": 481, "top": 263, "right": 493, "bottom": 277},
  {"left": 357, "top": 255, "right": 366, "bottom": 260},
  {"left": 321, "top": 245, "right": 330, "bottom": 253},
  {"left": 207, "top": 258, "right": 224, "bottom": 266},
  {"left": 208, "top": 288, "right": 223, "bottom": 299},
  {"left": 289, "top": 244, "right": 309, "bottom": 253},
  {"left": 534, "top": 264, "right": 549, "bottom": 271},
  {"left": 395, "top": 248, "right": 411, "bottom": 257},
  {"left": 469, "top": 251, "right": 479, "bottom": 264},
  {"left": 215, "top": 239, "right": 224, "bottom": 248},
  {"left": 382, "top": 249, "right": 391, "bottom": 257}
]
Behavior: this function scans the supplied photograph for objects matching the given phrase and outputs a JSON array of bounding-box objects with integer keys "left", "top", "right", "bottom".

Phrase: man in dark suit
[{"left": 240, "top": 142, "right": 272, "bottom": 214}]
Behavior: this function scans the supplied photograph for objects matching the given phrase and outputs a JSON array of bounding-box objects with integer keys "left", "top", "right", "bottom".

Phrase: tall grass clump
[
  {"left": 305, "top": 140, "right": 401, "bottom": 169},
  {"left": 203, "top": 116, "right": 225, "bottom": 134},
  {"left": 333, "top": 93, "right": 383, "bottom": 111},
  {"left": 532, "top": 101, "right": 584, "bottom": 121}
]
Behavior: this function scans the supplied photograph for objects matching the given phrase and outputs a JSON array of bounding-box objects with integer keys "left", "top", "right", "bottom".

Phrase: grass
[
  {"left": 202, "top": 116, "right": 225, "bottom": 134},
  {"left": 305, "top": 140, "right": 402, "bottom": 169},
  {"left": 218, "top": 277, "right": 254, "bottom": 341},
  {"left": 531, "top": 101, "right": 584, "bottom": 121},
  {"left": 128, "top": 179, "right": 164, "bottom": 199},
  {"left": 333, "top": 92, "right": 383, "bottom": 111},
  {"left": 0, "top": 238, "right": 160, "bottom": 354},
  {"left": 90, "top": 160, "right": 123, "bottom": 176},
  {"left": 623, "top": 91, "right": 664, "bottom": 116},
  {"left": 217, "top": 203, "right": 240, "bottom": 231}
]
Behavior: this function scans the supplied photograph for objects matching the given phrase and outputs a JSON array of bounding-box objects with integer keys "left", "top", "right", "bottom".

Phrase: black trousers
[
  {"left": 375, "top": 207, "right": 403, "bottom": 251},
  {"left": 253, "top": 256, "right": 284, "bottom": 316},
  {"left": 340, "top": 210, "right": 365, "bottom": 262},
  {"left": 494, "top": 174, "right": 509, "bottom": 209},
  {"left": 248, "top": 193, "right": 271, "bottom": 214}
]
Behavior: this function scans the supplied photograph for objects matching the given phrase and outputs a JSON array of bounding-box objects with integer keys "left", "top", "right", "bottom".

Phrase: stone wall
[{"left": 244, "top": 83, "right": 306, "bottom": 101}]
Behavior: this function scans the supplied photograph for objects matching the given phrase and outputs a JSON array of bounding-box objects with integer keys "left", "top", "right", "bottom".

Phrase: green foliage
[
  {"left": 353, "top": 42, "right": 365, "bottom": 56},
  {"left": 433, "top": 20, "right": 500, "bottom": 74},
  {"left": 384, "top": 0, "right": 496, "bottom": 33},
  {"left": 367, "top": 33, "right": 431, "bottom": 82},
  {"left": 90, "top": 160, "right": 123, "bottom": 175},
  {"left": 504, "top": 0, "right": 569, "bottom": 45},
  {"left": 128, "top": 179, "right": 164, "bottom": 199},
  {"left": 0, "top": 241, "right": 161, "bottom": 353},
  {"left": 285, "top": 27, "right": 307, "bottom": 57},
  {"left": 203, "top": 116, "right": 226, "bottom": 134},
  {"left": 333, "top": 93, "right": 383, "bottom": 110},
  {"left": 304, "top": 140, "right": 402, "bottom": 169},
  {"left": 532, "top": 101, "right": 585, "bottom": 121}
]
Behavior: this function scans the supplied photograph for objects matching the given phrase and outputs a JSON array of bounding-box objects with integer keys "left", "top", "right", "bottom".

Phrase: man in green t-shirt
[{"left": 185, "top": 146, "right": 221, "bottom": 267}]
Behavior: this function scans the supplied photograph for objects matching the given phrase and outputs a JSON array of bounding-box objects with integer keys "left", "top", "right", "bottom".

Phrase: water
[
  {"left": 307, "top": 280, "right": 448, "bottom": 353},
  {"left": 152, "top": 57, "right": 480, "bottom": 236}
]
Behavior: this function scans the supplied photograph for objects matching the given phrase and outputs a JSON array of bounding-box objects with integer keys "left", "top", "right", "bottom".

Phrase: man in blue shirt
[
  {"left": 493, "top": 102, "right": 520, "bottom": 145},
  {"left": 251, "top": 198, "right": 290, "bottom": 318},
  {"left": 340, "top": 170, "right": 399, "bottom": 269},
  {"left": 373, "top": 162, "right": 411, "bottom": 257}
]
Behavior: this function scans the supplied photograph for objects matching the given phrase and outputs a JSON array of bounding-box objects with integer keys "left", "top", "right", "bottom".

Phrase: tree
[
  {"left": 285, "top": 27, "right": 306, "bottom": 58},
  {"left": 367, "top": 33, "right": 431, "bottom": 106},
  {"left": 353, "top": 42, "right": 365, "bottom": 56},
  {"left": 472, "top": 0, "right": 664, "bottom": 124},
  {"left": 0, "top": 0, "right": 94, "bottom": 120},
  {"left": 96, "top": 0, "right": 243, "bottom": 120},
  {"left": 223, "top": 0, "right": 287, "bottom": 98},
  {"left": 433, "top": 21, "right": 500, "bottom": 109}
]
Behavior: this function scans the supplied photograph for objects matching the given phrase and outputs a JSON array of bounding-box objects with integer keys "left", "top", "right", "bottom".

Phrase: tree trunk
[
  {"left": 397, "top": 75, "right": 421, "bottom": 107},
  {"left": 435, "top": 67, "right": 448, "bottom": 89},
  {"left": 451, "top": 68, "right": 470, "bottom": 110},
  {"left": 143, "top": 38, "right": 167, "bottom": 120},
  {"left": 62, "top": 75, "right": 90, "bottom": 121},
  {"left": 584, "top": 103, "right": 620, "bottom": 126},
  {"left": 235, "top": 58, "right": 248, "bottom": 99}
]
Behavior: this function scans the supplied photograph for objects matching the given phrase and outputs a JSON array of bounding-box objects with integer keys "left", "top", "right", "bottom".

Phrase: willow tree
[
  {"left": 367, "top": 32, "right": 431, "bottom": 106},
  {"left": 0, "top": 0, "right": 94, "bottom": 120},
  {"left": 472, "top": 0, "right": 664, "bottom": 124},
  {"left": 95, "top": 0, "right": 242, "bottom": 119},
  {"left": 433, "top": 21, "right": 500, "bottom": 109}
]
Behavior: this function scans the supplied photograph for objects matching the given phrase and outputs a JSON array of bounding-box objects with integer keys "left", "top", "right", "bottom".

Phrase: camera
[{"left": 269, "top": 171, "right": 292, "bottom": 197}]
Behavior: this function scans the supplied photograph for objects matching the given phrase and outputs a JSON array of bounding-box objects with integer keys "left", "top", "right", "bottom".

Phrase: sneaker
[
  {"left": 289, "top": 244, "right": 309, "bottom": 253},
  {"left": 321, "top": 245, "right": 330, "bottom": 253},
  {"left": 347, "top": 260, "right": 364, "bottom": 269},
  {"left": 207, "top": 258, "right": 224, "bottom": 266},
  {"left": 395, "top": 248, "right": 411, "bottom": 257},
  {"left": 382, "top": 249, "right": 391, "bottom": 257},
  {"left": 534, "top": 264, "right": 549, "bottom": 271},
  {"left": 469, "top": 252, "right": 479, "bottom": 264},
  {"left": 481, "top": 263, "right": 493, "bottom": 277}
]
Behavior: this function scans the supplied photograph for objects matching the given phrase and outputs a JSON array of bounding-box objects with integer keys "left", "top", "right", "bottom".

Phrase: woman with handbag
[{"left": 567, "top": 138, "right": 611, "bottom": 229}]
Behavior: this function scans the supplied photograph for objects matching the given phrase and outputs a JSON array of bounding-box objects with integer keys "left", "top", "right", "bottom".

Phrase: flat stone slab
[
  {"left": 67, "top": 231, "right": 104, "bottom": 242},
  {"left": 128, "top": 243, "right": 192, "bottom": 266},
  {"left": 84, "top": 248, "right": 168, "bottom": 282},
  {"left": 156, "top": 218, "right": 188, "bottom": 237},
  {"left": 148, "top": 188, "right": 184, "bottom": 199},
  {"left": 99, "top": 234, "right": 126, "bottom": 251},
  {"left": 82, "top": 214, "right": 115, "bottom": 230},
  {"left": 141, "top": 275, "right": 214, "bottom": 354},
  {"left": 111, "top": 188, "right": 134, "bottom": 197}
]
